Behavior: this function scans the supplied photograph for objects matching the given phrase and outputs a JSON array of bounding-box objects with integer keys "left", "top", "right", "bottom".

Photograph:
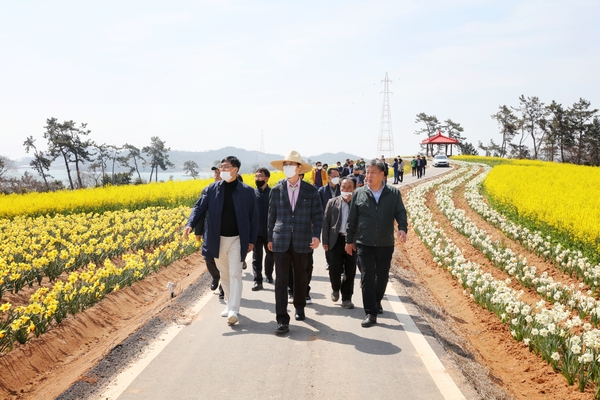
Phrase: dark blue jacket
[
  {"left": 187, "top": 180, "right": 258, "bottom": 261},
  {"left": 318, "top": 184, "right": 340, "bottom": 211},
  {"left": 255, "top": 185, "right": 271, "bottom": 237},
  {"left": 268, "top": 179, "right": 323, "bottom": 253}
]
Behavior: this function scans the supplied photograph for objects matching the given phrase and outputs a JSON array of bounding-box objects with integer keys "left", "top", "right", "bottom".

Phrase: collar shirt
[
  {"left": 329, "top": 184, "right": 338, "bottom": 198},
  {"left": 340, "top": 199, "right": 350, "bottom": 234},
  {"left": 287, "top": 179, "right": 300, "bottom": 211},
  {"left": 368, "top": 184, "right": 385, "bottom": 204}
]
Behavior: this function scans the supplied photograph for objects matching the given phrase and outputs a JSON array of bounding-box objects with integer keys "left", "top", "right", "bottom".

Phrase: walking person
[
  {"left": 422, "top": 156, "right": 427, "bottom": 176},
  {"left": 318, "top": 168, "right": 341, "bottom": 211},
  {"left": 184, "top": 156, "right": 258, "bottom": 326},
  {"left": 392, "top": 158, "right": 399, "bottom": 184},
  {"left": 416, "top": 155, "right": 423, "bottom": 179},
  {"left": 398, "top": 157, "right": 405, "bottom": 183},
  {"left": 323, "top": 176, "right": 358, "bottom": 309},
  {"left": 345, "top": 159, "right": 408, "bottom": 328},
  {"left": 192, "top": 166, "right": 224, "bottom": 299},
  {"left": 194, "top": 213, "right": 225, "bottom": 299},
  {"left": 251, "top": 167, "right": 274, "bottom": 290},
  {"left": 411, "top": 157, "right": 417, "bottom": 177},
  {"left": 311, "top": 161, "right": 328, "bottom": 188},
  {"left": 268, "top": 151, "right": 323, "bottom": 334}
]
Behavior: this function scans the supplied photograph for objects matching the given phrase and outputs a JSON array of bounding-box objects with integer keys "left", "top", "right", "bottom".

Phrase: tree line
[
  {"left": 483, "top": 96, "right": 600, "bottom": 165},
  {"left": 0, "top": 118, "right": 175, "bottom": 194},
  {"left": 413, "top": 113, "right": 478, "bottom": 155}
]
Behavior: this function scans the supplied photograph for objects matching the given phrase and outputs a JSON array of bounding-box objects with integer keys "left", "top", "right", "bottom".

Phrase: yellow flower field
[
  {"left": 456, "top": 157, "right": 600, "bottom": 252},
  {"left": 0, "top": 170, "right": 290, "bottom": 219},
  {"left": 0, "top": 206, "right": 195, "bottom": 297}
]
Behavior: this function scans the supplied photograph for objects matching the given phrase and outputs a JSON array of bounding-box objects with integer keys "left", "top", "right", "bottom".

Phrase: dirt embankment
[{"left": 0, "top": 253, "right": 208, "bottom": 400}]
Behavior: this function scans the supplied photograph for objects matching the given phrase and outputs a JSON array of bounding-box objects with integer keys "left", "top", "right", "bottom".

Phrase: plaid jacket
[{"left": 268, "top": 179, "right": 323, "bottom": 253}]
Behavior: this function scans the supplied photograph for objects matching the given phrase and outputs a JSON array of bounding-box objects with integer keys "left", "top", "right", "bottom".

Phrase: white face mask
[
  {"left": 283, "top": 165, "right": 297, "bottom": 178},
  {"left": 340, "top": 191, "right": 352, "bottom": 200},
  {"left": 220, "top": 171, "right": 233, "bottom": 182},
  {"left": 330, "top": 177, "right": 340, "bottom": 185}
]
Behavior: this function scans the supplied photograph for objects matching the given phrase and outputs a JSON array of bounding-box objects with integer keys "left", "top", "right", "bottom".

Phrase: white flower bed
[
  {"left": 405, "top": 164, "right": 600, "bottom": 394},
  {"left": 434, "top": 164, "right": 600, "bottom": 325}
]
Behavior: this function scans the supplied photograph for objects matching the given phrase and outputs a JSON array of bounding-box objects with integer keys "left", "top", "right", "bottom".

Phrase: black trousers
[
  {"left": 417, "top": 166, "right": 423, "bottom": 178},
  {"left": 399, "top": 170, "right": 404, "bottom": 182},
  {"left": 252, "top": 235, "right": 274, "bottom": 283},
  {"left": 288, "top": 250, "right": 313, "bottom": 295},
  {"left": 204, "top": 256, "right": 220, "bottom": 280},
  {"left": 274, "top": 244, "right": 309, "bottom": 324},
  {"left": 356, "top": 244, "right": 394, "bottom": 316},
  {"left": 327, "top": 234, "right": 357, "bottom": 301}
]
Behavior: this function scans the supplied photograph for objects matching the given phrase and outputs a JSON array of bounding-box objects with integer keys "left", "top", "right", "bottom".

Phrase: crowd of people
[{"left": 183, "top": 151, "right": 409, "bottom": 334}]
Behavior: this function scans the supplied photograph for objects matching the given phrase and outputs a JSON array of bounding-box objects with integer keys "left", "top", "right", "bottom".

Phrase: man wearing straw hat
[{"left": 268, "top": 150, "right": 323, "bottom": 334}]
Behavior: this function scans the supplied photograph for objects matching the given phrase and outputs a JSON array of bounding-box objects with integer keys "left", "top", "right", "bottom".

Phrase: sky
[{"left": 1, "top": 0, "right": 599, "bottom": 162}]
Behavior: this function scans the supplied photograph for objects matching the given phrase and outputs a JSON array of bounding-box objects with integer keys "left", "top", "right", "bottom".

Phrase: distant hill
[
  {"left": 169, "top": 147, "right": 283, "bottom": 173},
  {"left": 307, "top": 152, "right": 363, "bottom": 165},
  {"left": 14, "top": 147, "right": 363, "bottom": 175},
  {"left": 170, "top": 148, "right": 362, "bottom": 173}
]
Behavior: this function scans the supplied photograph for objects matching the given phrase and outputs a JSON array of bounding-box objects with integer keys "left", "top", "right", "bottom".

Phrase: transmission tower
[
  {"left": 376, "top": 72, "right": 394, "bottom": 158},
  {"left": 259, "top": 130, "right": 265, "bottom": 154}
]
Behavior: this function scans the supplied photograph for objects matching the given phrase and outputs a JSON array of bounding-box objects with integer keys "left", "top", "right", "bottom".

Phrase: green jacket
[{"left": 346, "top": 184, "right": 408, "bottom": 247}]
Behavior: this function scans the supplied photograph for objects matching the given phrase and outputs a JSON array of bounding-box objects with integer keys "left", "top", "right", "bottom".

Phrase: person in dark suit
[
  {"left": 340, "top": 159, "right": 354, "bottom": 177},
  {"left": 268, "top": 150, "right": 323, "bottom": 334},
  {"left": 192, "top": 167, "right": 225, "bottom": 299},
  {"left": 318, "top": 168, "right": 341, "bottom": 211},
  {"left": 251, "top": 167, "right": 273, "bottom": 291},
  {"left": 184, "top": 156, "right": 258, "bottom": 326},
  {"left": 345, "top": 159, "right": 407, "bottom": 328},
  {"left": 322, "top": 176, "right": 358, "bottom": 309}
]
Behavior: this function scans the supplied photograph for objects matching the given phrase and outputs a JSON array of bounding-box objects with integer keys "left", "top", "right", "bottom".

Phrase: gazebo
[{"left": 421, "top": 131, "right": 459, "bottom": 157}]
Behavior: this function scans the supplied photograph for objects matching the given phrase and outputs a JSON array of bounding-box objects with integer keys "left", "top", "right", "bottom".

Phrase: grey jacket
[
  {"left": 322, "top": 195, "right": 349, "bottom": 249},
  {"left": 346, "top": 184, "right": 408, "bottom": 247}
]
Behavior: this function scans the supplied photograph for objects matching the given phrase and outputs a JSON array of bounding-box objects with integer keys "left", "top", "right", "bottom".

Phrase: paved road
[{"left": 96, "top": 165, "right": 471, "bottom": 400}]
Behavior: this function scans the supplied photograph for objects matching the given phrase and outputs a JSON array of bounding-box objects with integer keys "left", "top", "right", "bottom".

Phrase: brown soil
[
  {"left": 393, "top": 175, "right": 593, "bottom": 399},
  {"left": 0, "top": 253, "right": 207, "bottom": 400}
]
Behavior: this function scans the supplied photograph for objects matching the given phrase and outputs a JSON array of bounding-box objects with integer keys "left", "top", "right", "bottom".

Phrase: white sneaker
[
  {"left": 221, "top": 308, "right": 229, "bottom": 317},
  {"left": 227, "top": 312, "right": 238, "bottom": 326}
]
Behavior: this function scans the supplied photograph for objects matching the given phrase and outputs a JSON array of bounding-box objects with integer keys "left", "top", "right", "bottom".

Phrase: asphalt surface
[{"left": 90, "top": 166, "right": 474, "bottom": 400}]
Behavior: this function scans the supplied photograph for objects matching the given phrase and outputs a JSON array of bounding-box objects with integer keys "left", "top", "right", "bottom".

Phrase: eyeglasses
[{"left": 220, "top": 164, "right": 234, "bottom": 170}]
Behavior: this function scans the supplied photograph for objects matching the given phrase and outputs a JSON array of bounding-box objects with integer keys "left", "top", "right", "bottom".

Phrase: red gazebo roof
[{"left": 421, "top": 131, "right": 459, "bottom": 144}]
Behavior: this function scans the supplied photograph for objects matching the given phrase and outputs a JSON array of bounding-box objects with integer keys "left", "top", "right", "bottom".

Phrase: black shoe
[
  {"left": 295, "top": 309, "right": 305, "bottom": 321},
  {"left": 275, "top": 323, "right": 289, "bottom": 334},
  {"left": 252, "top": 282, "right": 263, "bottom": 291},
  {"left": 377, "top": 302, "right": 383, "bottom": 314},
  {"left": 266, "top": 277, "right": 274, "bottom": 284},
  {"left": 210, "top": 278, "right": 219, "bottom": 291},
  {"left": 242, "top": 261, "right": 247, "bottom": 270},
  {"left": 218, "top": 286, "right": 224, "bottom": 300},
  {"left": 361, "top": 314, "right": 377, "bottom": 327}
]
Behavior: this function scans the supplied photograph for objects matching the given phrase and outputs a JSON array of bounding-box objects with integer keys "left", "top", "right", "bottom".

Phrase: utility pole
[
  {"left": 260, "top": 130, "right": 265, "bottom": 154},
  {"left": 377, "top": 72, "right": 394, "bottom": 158}
]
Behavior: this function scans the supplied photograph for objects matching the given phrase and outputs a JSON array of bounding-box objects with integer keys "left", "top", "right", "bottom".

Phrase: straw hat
[{"left": 270, "top": 150, "right": 313, "bottom": 175}]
